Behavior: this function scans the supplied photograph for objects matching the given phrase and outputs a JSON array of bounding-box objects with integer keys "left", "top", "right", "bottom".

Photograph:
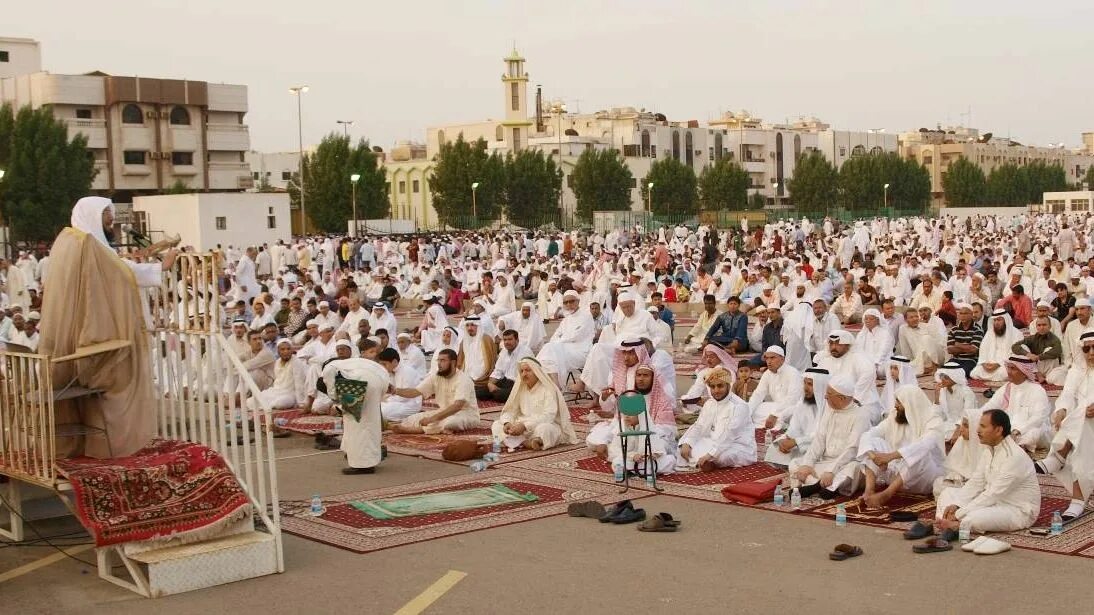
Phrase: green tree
[
  {"left": 698, "top": 158, "right": 749, "bottom": 211},
  {"left": 256, "top": 173, "right": 276, "bottom": 193},
  {"left": 286, "top": 134, "right": 387, "bottom": 232},
  {"left": 504, "top": 149, "right": 561, "bottom": 224},
  {"left": 642, "top": 157, "right": 697, "bottom": 216},
  {"left": 1083, "top": 165, "right": 1094, "bottom": 190},
  {"left": 839, "top": 152, "right": 929, "bottom": 214},
  {"left": 838, "top": 153, "right": 882, "bottom": 212},
  {"left": 887, "top": 155, "right": 932, "bottom": 213},
  {"left": 941, "top": 156, "right": 986, "bottom": 206},
  {"left": 746, "top": 191, "right": 767, "bottom": 211},
  {"left": 428, "top": 135, "right": 505, "bottom": 226},
  {"left": 786, "top": 151, "right": 838, "bottom": 214},
  {"left": 1022, "top": 160, "right": 1069, "bottom": 203},
  {"left": 0, "top": 104, "right": 97, "bottom": 242},
  {"left": 986, "top": 163, "right": 1029, "bottom": 206},
  {"left": 163, "top": 179, "right": 191, "bottom": 194},
  {"left": 571, "top": 148, "right": 633, "bottom": 221}
]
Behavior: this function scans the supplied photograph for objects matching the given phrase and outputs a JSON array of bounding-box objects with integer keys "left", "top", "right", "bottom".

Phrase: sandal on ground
[
  {"left": 828, "top": 543, "right": 863, "bottom": 561},
  {"left": 913, "top": 538, "right": 953, "bottom": 553},
  {"left": 652, "top": 512, "right": 681, "bottom": 527},
  {"left": 567, "top": 500, "right": 607, "bottom": 519},
  {"left": 598, "top": 500, "right": 634, "bottom": 523},
  {"left": 611, "top": 507, "right": 647, "bottom": 524},
  {"left": 889, "top": 511, "right": 919, "bottom": 523},
  {"left": 638, "top": 514, "right": 679, "bottom": 532},
  {"left": 903, "top": 521, "right": 935, "bottom": 540}
]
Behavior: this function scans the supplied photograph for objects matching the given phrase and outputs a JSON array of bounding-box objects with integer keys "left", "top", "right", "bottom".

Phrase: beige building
[
  {"left": 900, "top": 126, "right": 1094, "bottom": 208},
  {"left": 0, "top": 36, "right": 252, "bottom": 200}
]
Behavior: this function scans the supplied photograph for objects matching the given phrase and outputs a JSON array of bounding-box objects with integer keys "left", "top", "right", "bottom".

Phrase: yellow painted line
[
  {"left": 0, "top": 544, "right": 93, "bottom": 585},
  {"left": 392, "top": 570, "right": 467, "bottom": 615}
]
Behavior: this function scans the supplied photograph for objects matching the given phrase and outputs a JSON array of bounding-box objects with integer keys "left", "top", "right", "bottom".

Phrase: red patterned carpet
[
  {"left": 383, "top": 419, "right": 586, "bottom": 466},
  {"left": 56, "top": 439, "right": 251, "bottom": 547},
  {"left": 280, "top": 467, "right": 648, "bottom": 553}
]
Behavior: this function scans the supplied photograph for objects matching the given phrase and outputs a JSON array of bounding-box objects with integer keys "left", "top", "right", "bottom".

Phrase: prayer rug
[
  {"left": 280, "top": 467, "right": 648, "bottom": 553},
  {"left": 350, "top": 483, "right": 538, "bottom": 520},
  {"left": 279, "top": 410, "right": 340, "bottom": 435},
  {"left": 382, "top": 419, "right": 586, "bottom": 465},
  {"left": 56, "top": 439, "right": 251, "bottom": 547},
  {"left": 423, "top": 398, "right": 504, "bottom": 411}
]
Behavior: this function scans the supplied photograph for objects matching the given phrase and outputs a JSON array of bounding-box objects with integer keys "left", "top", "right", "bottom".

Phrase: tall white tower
[{"left": 501, "top": 47, "right": 532, "bottom": 152}]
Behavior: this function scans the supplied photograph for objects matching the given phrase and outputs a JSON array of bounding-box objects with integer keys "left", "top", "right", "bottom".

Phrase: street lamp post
[
  {"left": 289, "top": 85, "right": 309, "bottom": 235},
  {"left": 647, "top": 181, "right": 654, "bottom": 232},
  {"left": 0, "top": 169, "right": 6, "bottom": 256},
  {"left": 336, "top": 120, "right": 354, "bottom": 138},
  {"left": 883, "top": 182, "right": 890, "bottom": 211},
  {"left": 350, "top": 173, "right": 361, "bottom": 237},
  {"left": 471, "top": 182, "right": 480, "bottom": 223}
]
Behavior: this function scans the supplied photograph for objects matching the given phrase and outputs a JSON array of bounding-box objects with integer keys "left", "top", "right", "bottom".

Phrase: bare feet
[
  {"left": 592, "top": 444, "right": 608, "bottom": 460},
  {"left": 525, "top": 437, "right": 544, "bottom": 451}
]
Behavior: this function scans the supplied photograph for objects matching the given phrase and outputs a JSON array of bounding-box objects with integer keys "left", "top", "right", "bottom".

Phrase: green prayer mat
[{"left": 349, "top": 483, "right": 539, "bottom": 520}]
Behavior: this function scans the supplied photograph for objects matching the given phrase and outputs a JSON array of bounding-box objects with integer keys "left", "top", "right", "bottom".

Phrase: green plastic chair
[{"left": 615, "top": 390, "right": 662, "bottom": 493}]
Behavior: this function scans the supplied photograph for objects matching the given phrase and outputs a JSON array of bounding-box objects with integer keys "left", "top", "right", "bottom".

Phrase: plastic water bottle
[
  {"left": 309, "top": 494, "right": 323, "bottom": 515},
  {"left": 334, "top": 417, "right": 343, "bottom": 433},
  {"left": 790, "top": 487, "right": 802, "bottom": 510},
  {"left": 483, "top": 452, "right": 500, "bottom": 463},
  {"left": 492, "top": 436, "right": 501, "bottom": 454},
  {"left": 645, "top": 470, "right": 656, "bottom": 488},
  {"left": 1051, "top": 511, "right": 1064, "bottom": 536},
  {"left": 959, "top": 521, "right": 971, "bottom": 543},
  {"left": 613, "top": 461, "right": 625, "bottom": 483},
  {"left": 835, "top": 503, "right": 847, "bottom": 527},
  {"left": 274, "top": 417, "right": 288, "bottom": 428},
  {"left": 773, "top": 481, "right": 785, "bottom": 506},
  {"left": 764, "top": 429, "right": 773, "bottom": 448},
  {"left": 470, "top": 459, "right": 488, "bottom": 472}
]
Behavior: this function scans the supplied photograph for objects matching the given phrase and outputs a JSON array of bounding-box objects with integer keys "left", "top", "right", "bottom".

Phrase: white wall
[
  {"left": 134, "top": 193, "right": 290, "bottom": 251},
  {"left": 0, "top": 38, "right": 42, "bottom": 79}
]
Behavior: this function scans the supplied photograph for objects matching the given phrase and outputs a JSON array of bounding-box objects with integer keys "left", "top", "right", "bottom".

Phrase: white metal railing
[
  {"left": 147, "top": 252, "right": 283, "bottom": 571},
  {"left": 0, "top": 351, "right": 55, "bottom": 487}
]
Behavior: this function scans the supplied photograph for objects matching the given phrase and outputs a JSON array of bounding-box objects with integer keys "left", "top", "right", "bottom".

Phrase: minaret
[{"left": 501, "top": 46, "right": 532, "bottom": 151}]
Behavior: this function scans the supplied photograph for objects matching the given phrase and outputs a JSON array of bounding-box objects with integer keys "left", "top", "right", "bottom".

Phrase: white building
[
  {"left": 0, "top": 36, "right": 253, "bottom": 199},
  {"left": 132, "top": 193, "right": 290, "bottom": 251},
  {"left": 1041, "top": 191, "right": 1093, "bottom": 214},
  {"left": 244, "top": 150, "right": 301, "bottom": 191},
  {"left": 387, "top": 48, "right": 901, "bottom": 227}
]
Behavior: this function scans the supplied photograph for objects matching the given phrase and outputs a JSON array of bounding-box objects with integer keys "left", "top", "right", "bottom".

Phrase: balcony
[
  {"left": 64, "top": 118, "right": 107, "bottom": 149},
  {"left": 207, "top": 124, "right": 251, "bottom": 152}
]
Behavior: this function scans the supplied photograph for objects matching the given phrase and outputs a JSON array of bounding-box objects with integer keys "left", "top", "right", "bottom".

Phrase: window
[
  {"left": 923, "top": 156, "right": 933, "bottom": 165},
  {"left": 76, "top": 108, "right": 92, "bottom": 119},
  {"left": 268, "top": 207, "right": 273, "bottom": 214},
  {"left": 0, "top": 51, "right": 9, "bottom": 62},
  {"left": 169, "top": 106, "right": 191, "bottom": 125},
  {"left": 1069, "top": 199, "right": 1090, "bottom": 212},
  {"left": 121, "top": 104, "right": 143, "bottom": 124},
  {"left": 437, "top": 130, "right": 445, "bottom": 148},
  {"left": 215, "top": 217, "right": 227, "bottom": 230},
  {"left": 171, "top": 151, "right": 194, "bottom": 165},
  {"left": 714, "top": 133, "right": 723, "bottom": 161},
  {"left": 640, "top": 130, "right": 651, "bottom": 157},
  {"left": 252, "top": 172, "right": 259, "bottom": 179},
  {"left": 567, "top": 175, "right": 575, "bottom": 188},
  {"left": 622, "top": 144, "right": 639, "bottom": 157},
  {"left": 267, "top": 216, "right": 277, "bottom": 229},
  {"left": 839, "top": 146, "right": 847, "bottom": 157},
  {"left": 412, "top": 180, "right": 420, "bottom": 193},
  {"left": 123, "top": 150, "right": 146, "bottom": 165},
  {"left": 512, "top": 127, "right": 520, "bottom": 150},
  {"left": 851, "top": 145, "right": 866, "bottom": 157},
  {"left": 672, "top": 131, "right": 680, "bottom": 161},
  {"left": 496, "top": 125, "right": 504, "bottom": 141},
  {"left": 685, "top": 133, "right": 694, "bottom": 166},
  {"left": 510, "top": 83, "right": 519, "bottom": 111},
  {"left": 398, "top": 181, "right": 406, "bottom": 194},
  {"left": 281, "top": 171, "right": 292, "bottom": 181}
]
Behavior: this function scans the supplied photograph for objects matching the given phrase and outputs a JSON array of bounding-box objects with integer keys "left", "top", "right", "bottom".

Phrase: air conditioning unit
[{"left": 145, "top": 110, "right": 157, "bottom": 119}]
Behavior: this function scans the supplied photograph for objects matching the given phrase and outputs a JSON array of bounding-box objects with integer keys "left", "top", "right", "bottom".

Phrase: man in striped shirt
[{"left": 946, "top": 303, "right": 984, "bottom": 377}]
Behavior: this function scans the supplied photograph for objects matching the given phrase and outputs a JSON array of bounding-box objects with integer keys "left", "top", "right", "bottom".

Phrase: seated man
[
  {"left": 858, "top": 385, "right": 946, "bottom": 509},
  {"left": 389, "top": 349, "right": 481, "bottom": 434},
  {"left": 377, "top": 347, "right": 423, "bottom": 422},
  {"left": 831, "top": 283, "right": 864, "bottom": 325},
  {"left": 646, "top": 305, "right": 672, "bottom": 349},
  {"left": 971, "top": 309, "right": 1023, "bottom": 382},
  {"left": 1011, "top": 315, "right": 1068, "bottom": 386},
  {"left": 926, "top": 409, "right": 1041, "bottom": 537},
  {"left": 456, "top": 316, "right": 498, "bottom": 392},
  {"left": 765, "top": 367, "right": 828, "bottom": 467},
  {"left": 246, "top": 337, "right": 307, "bottom": 410},
  {"left": 747, "top": 346, "right": 803, "bottom": 428},
  {"left": 895, "top": 308, "right": 946, "bottom": 376},
  {"left": 1036, "top": 331, "right": 1094, "bottom": 521},
  {"left": 586, "top": 340, "right": 648, "bottom": 458},
  {"left": 679, "top": 344, "right": 736, "bottom": 412},
  {"left": 395, "top": 332, "right": 429, "bottom": 374},
  {"left": 935, "top": 360, "right": 978, "bottom": 427},
  {"left": 491, "top": 358, "right": 579, "bottom": 451},
  {"left": 682, "top": 294, "right": 721, "bottom": 351},
  {"left": 702, "top": 296, "right": 749, "bottom": 354},
  {"left": 481, "top": 329, "right": 534, "bottom": 402},
  {"left": 790, "top": 374, "right": 871, "bottom": 498},
  {"left": 678, "top": 366, "right": 756, "bottom": 471},
  {"left": 980, "top": 356, "right": 1052, "bottom": 452}
]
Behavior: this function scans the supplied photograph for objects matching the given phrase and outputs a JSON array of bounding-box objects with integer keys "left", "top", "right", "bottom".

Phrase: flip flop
[
  {"left": 890, "top": 511, "right": 919, "bottom": 523},
  {"left": 567, "top": 500, "right": 607, "bottom": 519},
  {"left": 828, "top": 543, "right": 863, "bottom": 561},
  {"left": 599, "top": 500, "right": 633, "bottom": 523},
  {"left": 913, "top": 538, "right": 953, "bottom": 553},
  {"left": 903, "top": 521, "right": 935, "bottom": 540},
  {"left": 653, "top": 512, "right": 681, "bottom": 527},
  {"left": 612, "top": 508, "right": 647, "bottom": 525},
  {"left": 638, "top": 514, "right": 678, "bottom": 532}
]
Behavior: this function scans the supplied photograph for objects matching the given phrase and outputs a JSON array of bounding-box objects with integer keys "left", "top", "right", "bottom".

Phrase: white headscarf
[
  {"left": 70, "top": 196, "right": 115, "bottom": 247},
  {"left": 499, "top": 357, "right": 578, "bottom": 445}
]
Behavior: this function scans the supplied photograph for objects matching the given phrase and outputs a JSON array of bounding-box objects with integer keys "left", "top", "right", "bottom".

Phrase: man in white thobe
[
  {"left": 813, "top": 330, "right": 883, "bottom": 424},
  {"left": 979, "top": 356, "right": 1052, "bottom": 452},
  {"left": 790, "top": 374, "right": 872, "bottom": 498},
  {"left": 395, "top": 333, "right": 428, "bottom": 375},
  {"left": 377, "top": 347, "right": 423, "bottom": 422},
  {"left": 766, "top": 367, "right": 829, "bottom": 467},
  {"left": 971, "top": 309, "right": 1024, "bottom": 382},
  {"left": 747, "top": 346, "right": 803, "bottom": 428},
  {"left": 536, "top": 290, "right": 594, "bottom": 387},
  {"left": 234, "top": 247, "right": 259, "bottom": 304},
  {"left": 497, "top": 302, "right": 546, "bottom": 353},
  {"left": 856, "top": 309, "right": 894, "bottom": 377},
  {"left": 247, "top": 338, "right": 307, "bottom": 411},
  {"left": 895, "top": 309, "right": 946, "bottom": 376},
  {"left": 678, "top": 367, "right": 756, "bottom": 471},
  {"left": 858, "top": 385, "right": 946, "bottom": 508},
  {"left": 1036, "top": 331, "right": 1094, "bottom": 521},
  {"left": 490, "top": 358, "right": 578, "bottom": 451},
  {"left": 322, "top": 355, "right": 390, "bottom": 474}
]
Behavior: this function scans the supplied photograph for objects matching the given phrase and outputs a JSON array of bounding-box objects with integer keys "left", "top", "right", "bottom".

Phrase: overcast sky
[{"left": 8, "top": 1, "right": 1092, "bottom": 152}]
